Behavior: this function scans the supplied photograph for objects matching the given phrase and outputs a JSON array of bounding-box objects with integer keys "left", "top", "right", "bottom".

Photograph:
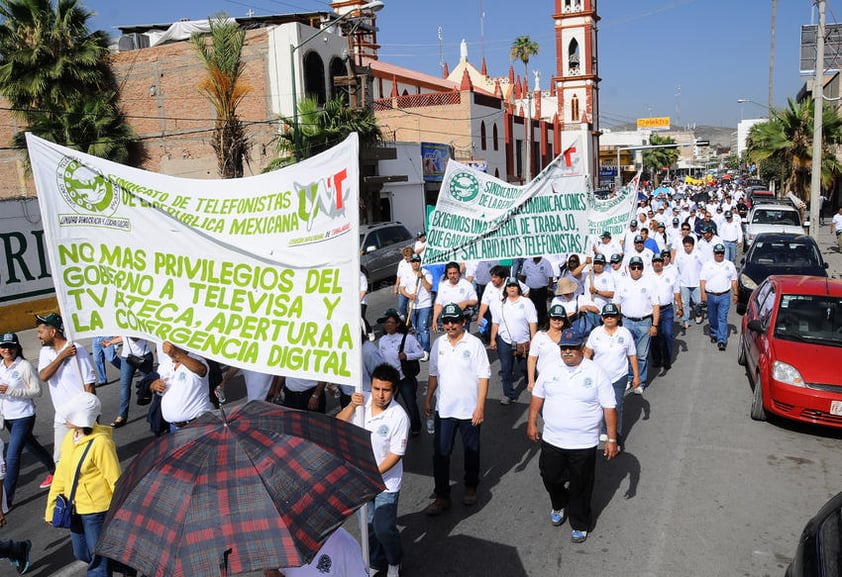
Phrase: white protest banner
[
  {"left": 26, "top": 133, "right": 360, "bottom": 385},
  {"left": 424, "top": 143, "right": 590, "bottom": 264},
  {"left": 587, "top": 170, "right": 640, "bottom": 239}
]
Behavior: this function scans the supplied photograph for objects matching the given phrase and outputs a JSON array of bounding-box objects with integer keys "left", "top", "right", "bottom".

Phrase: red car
[{"left": 739, "top": 275, "right": 842, "bottom": 428}]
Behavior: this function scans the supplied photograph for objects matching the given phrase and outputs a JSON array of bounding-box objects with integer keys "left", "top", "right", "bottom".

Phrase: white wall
[{"left": 378, "top": 142, "right": 426, "bottom": 235}]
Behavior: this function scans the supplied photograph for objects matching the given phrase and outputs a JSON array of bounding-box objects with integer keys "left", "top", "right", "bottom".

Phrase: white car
[{"left": 744, "top": 203, "right": 804, "bottom": 249}]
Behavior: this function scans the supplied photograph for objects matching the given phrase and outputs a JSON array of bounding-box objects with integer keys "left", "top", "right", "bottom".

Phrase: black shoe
[
  {"left": 717, "top": 342, "right": 726, "bottom": 351},
  {"left": 710, "top": 336, "right": 717, "bottom": 344}
]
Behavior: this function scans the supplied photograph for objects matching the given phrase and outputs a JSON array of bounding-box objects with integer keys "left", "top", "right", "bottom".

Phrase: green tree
[
  {"left": 641, "top": 134, "right": 679, "bottom": 185},
  {"left": 191, "top": 14, "right": 250, "bottom": 178},
  {"left": 0, "top": 0, "right": 136, "bottom": 163},
  {"left": 265, "top": 96, "right": 382, "bottom": 171},
  {"left": 510, "top": 35, "right": 539, "bottom": 87},
  {"left": 745, "top": 97, "right": 842, "bottom": 201}
]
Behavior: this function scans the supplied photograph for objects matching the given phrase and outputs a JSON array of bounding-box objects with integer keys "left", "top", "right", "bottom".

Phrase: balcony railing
[{"left": 373, "top": 91, "right": 462, "bottom": 111}]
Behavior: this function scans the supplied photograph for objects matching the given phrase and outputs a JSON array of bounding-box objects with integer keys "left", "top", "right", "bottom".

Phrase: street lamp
[
  {"left": 736, "top": 98, "right": 771, "bottom": 119},
  {"left": 289, "top": 1, "right": 384, "bottom": 162}
]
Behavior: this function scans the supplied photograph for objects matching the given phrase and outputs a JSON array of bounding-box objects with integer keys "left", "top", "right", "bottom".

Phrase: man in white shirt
[
  {"left": 832, "top": 206, "right": 842, "bottom": 252},
  {"left": 338, "top": 364, "right": 408, "bottom": 577},
  {"left": 696, "top": 226, "right": 722, "bottom": 264},
  {"left": 432, "top": 262, "right": 478, "bottom": 333},
  {"left": 402, "top": 255, "right": 434, "bottom": 356},
  {"left": 527, "top": 329, "right": 618, "bottom": 544},
  {"left": 593, "top": 231, "right": 622, "bottom": 260},
  {"left": 520, "top": 256, "right": 554, "bottom": 327},
  {"left": 586, "top": 254, "right": 615, "bottom": 311},
  {"left": 271, "top": 528, "right": 367, "bottom": 577},
  {"left": 36, "top": 312, "right": 96, "bottom": 464},
  {"left": 650, "top": 253, "right": 683, "bottom": 372},
  {"left": 700, "top": 244, "right": 738, "bottom": 351},
  {"left": 424, "top": 304, "right": 490, "bottom": 515},
  {"left": 623, "top": 235, "right": 654, "bottom": 271},
  {"left": 613, "top": 257, "right": 660, "bottom": 392},
  {"left": 675, "top": 235, "right": 705, "bottom": 329},
  {"left": 717, "top": 210, "right": 743, "bottom": 263},
  {"left": 149, "top": 341, "right": 213, "bottom": 430}
]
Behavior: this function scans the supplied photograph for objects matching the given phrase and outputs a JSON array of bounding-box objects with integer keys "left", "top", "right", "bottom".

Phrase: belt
[
  {"left": 171, "top": 417, "right": 197, "bottom": 428},
  {"left": 659, "top": 303, "right": 673, "bottom": 309},
  {"left": 623, "top": 314, "right": 652, "bottom": 322},
  {"left": 706, "top": 290, "right": 729, "bottom": 296}
]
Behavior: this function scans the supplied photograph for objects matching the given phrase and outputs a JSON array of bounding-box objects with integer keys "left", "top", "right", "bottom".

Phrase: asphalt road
[{"left": 5, "top": 224, "right": 842, "bottom": 577}]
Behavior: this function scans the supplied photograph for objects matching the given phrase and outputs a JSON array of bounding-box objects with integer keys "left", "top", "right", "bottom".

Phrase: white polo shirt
[
  {"left": 532, "top": 358, "right": 615, "bottom": 449},
  {"left": 0, "top": 357, "right": 39, "bottom": 419},
  {"left": 520, "top": 258, "right": 554, "bottom": 289},
  {"left": 492, "top": 296, "right": 537, "bottom": 345},
  {"left": 429, "top": 331, "right": 490, "bottom": 420},
  {"left": 241, "top": 369, "right": 274, "bottom": 402},
  {"left": 614, "top": 275, "right": 658, "bottom": 318},
  {"left": 435, "top": 278, "right": 478, "bottom": 307},
  {"left": 528, "top": 331, "right": 561, "bottom": 377},
  {"left": 38, "top": 342, "right": 96, "bottom": 423},
  {"left": 675, "top": 248, "right": 704, "bottom": 288},
  {"left": 718, "top": 219, "right": 743, "bottom": 243},
  {"left": 700, "top": 259, "right": 738, "bottom": 294},
  {"left": 360, "top": 394, "right": 408, "bottom": 493},
  {"left": 160, "top": 354, "right": 212, "bottom": 423},
  {"left": 586, "top": 326, "right": 637, "bottom": 382},
  {"left": 652, "top": 268, "right": 680, "bottom": 307},
  {"left": 696, "top": 234, "right": 722, "bottom": 263},
  {"left": 622, "top": 247, "right": 654, "bottom": 270},
  {"left": 280, "top": 528, "right": 367, "bottom": 577},
  {"left": 588, "top": 270, "right": 615, "bottom": 309}
]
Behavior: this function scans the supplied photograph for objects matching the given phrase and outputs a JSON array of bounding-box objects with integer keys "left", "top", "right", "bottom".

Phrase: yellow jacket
[{"left": 44, "top": 424, "right": 121, "bottom": 522}]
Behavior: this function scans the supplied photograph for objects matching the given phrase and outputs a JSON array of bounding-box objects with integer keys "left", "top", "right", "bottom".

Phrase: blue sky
[{"left": 84, "top": 0, "right": 821, "bottom": 128}]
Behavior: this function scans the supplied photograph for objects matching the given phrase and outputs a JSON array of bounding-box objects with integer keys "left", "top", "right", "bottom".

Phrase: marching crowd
[{"left": 0, "top": 180, "right": 761, "bottom": 577}]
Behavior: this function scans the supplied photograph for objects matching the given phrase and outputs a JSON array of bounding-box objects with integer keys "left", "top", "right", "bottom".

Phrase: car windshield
[
  {"left": 774, "top": 295, "right": 842, "bottom": 346},
  {"left": 749, "top": 240, "right": 822, "bottom": 267},
  {"left": 752, "top": 209, "right": 800, "bottom": 226}
]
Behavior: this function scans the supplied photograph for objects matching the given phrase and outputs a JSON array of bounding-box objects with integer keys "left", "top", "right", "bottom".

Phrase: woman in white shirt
[
  {"left": 104, "top": 336, "right": 153, "bottom": 428},
  {"left": 527, "top": 304, "right": 569, "bottom": 392},
  {"left": 377, "top": 309, "right": 424, "bottom": 435},
  {"left": 0, "top": 332, "right": 55, "bottom": 506},
  {"left": 491, "top": 278, "right": 538, "bottom": 405}
]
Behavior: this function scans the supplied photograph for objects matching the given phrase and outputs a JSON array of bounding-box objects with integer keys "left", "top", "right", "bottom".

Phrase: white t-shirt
[
  {"left": 532, "top": 358, "right": 615, "bottom": 449},
  {"left": 585, "top": 326, "right": 636, "bottom": 382},
  {"left": 832, "top": 212, "right": 842, "bottom": 232},
  {"left": 400, "top": 268, "right": 433, "bottom": 309},
  {"left": 395, "top": 259, "right": 414, "bottom": 288},
  {"left": 675, "top": 248, "right": 704, "bottom": 288},
  {"left": 285, "top": 377, "right": 319, "bottom": 392},
  {"left": 492, "top": 296, "right": 537, "bottom": 345},
  {"left": 528, "top": 331, "right": 562, "bottom": 377},
  {"left": 378, "top": 332, "right": 424, "bottom": 380},
  {"left": 700, "top": 259, "right": 738, "bottom": 293},
  {"left": 429, "top": 332, "right": 490, "bottom": 420},
  {"left": 241, "top": 369, "right": 274, "bottom": 402},
  {"left": 520, "top": 258, "right": 554, "bottom": 289},
  {"left": 160, "top": 353, "right": 212, "bottom": 423},
  {"left": 359, "top": 272, "right": 368, "bottom": 306},
  {"left": 614, "top": 275, "right": 658, "bottom": 318},
  {"left": 435, "top": 278, "right": 478, "bottom": 307},
  {"left": 0, "top": 357, "right": 39, "bottom": 420},
  {"left": 120, "top": 337, "right": 150, "bottom": 358},
  {"left": 38, "top": 342, "right": 96, "bottom": 423},
  {"left": 588, "top": 270, "right": 615, "bottom": 310},
  {"left": 280, "top": 528, "right": 367, "bottom": 577},
  {"left": 549, "top": 295, "right": 578, "bottom": 318},
  {"left": 463, "top": 260, "right": 478, "bottom": 281},
  {"left": 360, "top": 394, "right": 408, "bottom": 493}
]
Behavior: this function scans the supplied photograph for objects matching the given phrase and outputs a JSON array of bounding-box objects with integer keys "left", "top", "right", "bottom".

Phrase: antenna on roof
[
  {"left": 438, "top": 26, "right": 445, "bottom": 73},
  {"left": 480, "top": 0, "right": 486, "bottom": 64}
]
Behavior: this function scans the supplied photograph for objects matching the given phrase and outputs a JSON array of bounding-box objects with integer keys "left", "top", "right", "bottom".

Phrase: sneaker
[
  {"left": 717, "top": 342, "right": 726, "bottom": 351},
  {"left": 683, "top": 321, "right": 690, "bottom": 329},
  {"left": 15, "top": 540, "right": 31, "bottom": 575},
  {"left": 463, "top": 487, "right": 478, "bottom": 506},
  {"left": 710, "top": 336, "right": 717, "bottom": 344},
  {"left": 387, "top": 564, "right": 401, "bottom": 577},
  {"left": 571, "top": 529, "right": 588, "bottom": 543},
  {"left": 421, "top": 352, "right": 429, "bottom": 362},
  {"left": 424, "top": 497, "right": 451, "bottom": 516},
  {"left": 633, "top": 386, "right": 644, "bottom": 395},
  {"left": 550, "top": 509, "right": 565, "bottom": 526},
  {"left": 500, "top": 396, "right": 512, "bottom": 405},
  {"left": 599, "top": 433, "right": 608, "bottom": 442},
  {"left": 39, "top": 474, "right": 53, "bottom": 489}
]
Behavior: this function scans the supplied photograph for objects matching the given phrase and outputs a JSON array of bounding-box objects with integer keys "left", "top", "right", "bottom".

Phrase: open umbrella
[{"left": 95, "top": 400, "right": 384, "bottom": 577}]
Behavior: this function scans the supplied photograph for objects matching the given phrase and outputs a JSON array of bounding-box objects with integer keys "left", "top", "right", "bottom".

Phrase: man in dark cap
[
  {"left": 527, "top": 328, "right": 618, "bottom": 544},
  {"left": 717, "top": 210, "right": 743, "bottom": 263},
  {"left": 699, "top": 244, "right": 738, "bottom": 351}
]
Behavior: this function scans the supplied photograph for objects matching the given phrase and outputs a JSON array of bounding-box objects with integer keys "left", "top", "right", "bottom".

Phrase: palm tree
[
  {"left": 745, "top": 97, "right": 842, "bottom": 201},
  {"left": 641, "top": 134, "right": 680, "bottom": 185},
  {"left": 191, "top": 14, "right": 251, "bottom": 178},
  {"left": 510, "top": 36, "right": 538, "bottom": 179},
  {"left": 0, "top": 0, "right": 136, "bottom": 163},
  {"left": 265, "top": 96, "right": 382, "bottom": 171}
]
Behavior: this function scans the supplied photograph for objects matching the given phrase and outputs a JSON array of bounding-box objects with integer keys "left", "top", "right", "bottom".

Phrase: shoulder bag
[
  {"left": 399, "top": 333, "right": 420, "bottom": 378},
  {"left": 52, "top": 440, "right": 93, "bottom": 528}
]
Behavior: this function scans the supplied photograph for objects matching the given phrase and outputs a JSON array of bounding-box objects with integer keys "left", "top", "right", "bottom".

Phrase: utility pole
[
  {"left": 769, "top": 0, "right": 777, "bottom": 111},
  {"left": 809, "top": 0, "right": 825, "bottom": 238}
]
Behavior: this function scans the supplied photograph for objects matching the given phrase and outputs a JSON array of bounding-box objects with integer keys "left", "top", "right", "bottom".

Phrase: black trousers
[
  {"left": 529, "top": 285, "right": 549, "bottom": 327},
  {"left": 538, "top": 441, "right": 597, "bottom": 531},
  {"left": 282, "top": 386, "right": 326, "bottom": 413}
]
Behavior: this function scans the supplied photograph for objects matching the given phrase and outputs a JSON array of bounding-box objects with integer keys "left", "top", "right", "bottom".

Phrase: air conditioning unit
[{"left": 117, "top": 33, "right": 150, "bottom": 52}]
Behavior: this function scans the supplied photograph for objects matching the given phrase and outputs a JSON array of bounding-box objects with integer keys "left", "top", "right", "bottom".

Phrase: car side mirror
[
  {"left": 746, "top": 319, "right": 764, "bottom": 333},
  {"left": 365, "top": 245, "right": 377, "bottom": 254}
]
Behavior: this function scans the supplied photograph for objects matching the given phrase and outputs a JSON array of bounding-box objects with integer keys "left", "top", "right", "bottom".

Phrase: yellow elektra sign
[{"left": 637, "top": 117, "right": 671, "bottom": 131}]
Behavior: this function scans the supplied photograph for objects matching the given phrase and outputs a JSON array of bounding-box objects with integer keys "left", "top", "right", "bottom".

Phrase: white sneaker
[
  {"left": 633, "top": 386, "right": 644, "bottom": 395},
  {"left": 599, "top": 433, "right": 608, "bottom": 442},
  {"left": 387, "top": 564, "right": 401, "bottom": 577},
  {"left": 421, "top": 351, "right": 429, "bottom": 362}
]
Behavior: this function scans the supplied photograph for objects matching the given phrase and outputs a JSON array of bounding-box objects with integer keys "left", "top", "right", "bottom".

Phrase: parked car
[
  {"left": 739, "top": 275, "right": 842, "bottom": 428},
  {"left": 746, "top": 188, "right": 776, "bottom": 208},
  {"left": 785, "top": 490, "right": 842, "bottom": 577},
  {"left": 359, "top": 222, "right": 414, "bottom": 285},
  {"left": 736, "top": 233, "right": 827, "bottom": 315},
  {"left": 744, "top": 203, "right": 804, "bottom": 248}
]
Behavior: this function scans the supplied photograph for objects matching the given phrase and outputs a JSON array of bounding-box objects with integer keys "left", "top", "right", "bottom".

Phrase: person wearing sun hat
[
  {"left": 46, "top": 392, "right": 120, "bottom": 577},
  {"left": 35, "top": 313, "right": 96, "bottom": 465},
  {"left": 527, "top": 328, "right": 618, "bottom": 545}
]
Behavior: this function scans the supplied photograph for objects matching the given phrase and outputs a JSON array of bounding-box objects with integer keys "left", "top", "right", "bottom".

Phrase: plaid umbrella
[{"left": 95, "top": 400, "right": 384, "bottom": 577}]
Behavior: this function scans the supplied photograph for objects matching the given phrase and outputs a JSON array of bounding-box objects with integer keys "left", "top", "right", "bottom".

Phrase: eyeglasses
[
  {"left": 629, "top": 265, "right": 643, "bottom": 270},
  {"left": 559, "top": 345, "right": 580, "bottom": 351},
  {"left": 550, "top": 316, "right": 565, "bottom": 321},
  {"left": 602, "top": 314, "right": 619, "bottom": 318},
  {"left": 442, "top": 319, "right": 462, "bottom": 325},
  {"left": 681, "top": 227, "right": 690, "bottom": 231}
]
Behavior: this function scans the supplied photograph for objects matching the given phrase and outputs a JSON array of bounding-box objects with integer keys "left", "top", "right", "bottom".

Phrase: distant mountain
[{"left": 601, "top": 122, "right": 740, "bottom": 151}]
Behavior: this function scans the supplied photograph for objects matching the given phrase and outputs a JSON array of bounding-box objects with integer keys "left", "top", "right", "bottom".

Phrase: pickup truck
[{"left": 744, "top": 203, "right": 804, "bottom": 249}]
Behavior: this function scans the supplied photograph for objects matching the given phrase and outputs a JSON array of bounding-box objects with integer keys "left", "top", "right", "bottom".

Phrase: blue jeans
[
  {"left": 433, "top": 414, "right": 480, "bottom": 498},
  {"left": 724, "top": 240, "right": 738, "bottom": 264},
  {"left": 70, "top": 511, "right": 109, "bottom": 577},
  {"left": 397, "top": 294, "right": 409, "bottom": 318},
  {"left": 602, "top": 374, "right": 629, "bottom": 444},
  {"left": 410, "top": 307, "right": 432, "bottom": 352},
  {"left": 651, "top": 304, "right": 675, "bottom": 367},
  {"left": 706, "top": 292, "right": 731, "bottom": 345},
  {"left": 368, "top": 490, "right": 402, "bottom": 570},
  {"left": 3, "top": 415, "right": 54, "bottom": 504},
  {"left": 623, "top": 316, "right": 653, "bottom": 386},
  {"left": 117, "top": 352, "right": 153, "bottom": 420},
  {"left": 496, "top": 337, "right": 525, "bottom": 401},
  {"left": 92, "top": 337, "right": 120, "bottom": 385},
  {"left": 680, "top": 286, "right": 701, "bottom": 324}
]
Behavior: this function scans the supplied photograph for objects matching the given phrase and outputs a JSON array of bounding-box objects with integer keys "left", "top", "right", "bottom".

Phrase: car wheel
[
  {"left": 737, "top": 334, "right": 746, "bottom": 366},
  {"left": 750, "top": 372, "right": 767, "bottom": 421}
]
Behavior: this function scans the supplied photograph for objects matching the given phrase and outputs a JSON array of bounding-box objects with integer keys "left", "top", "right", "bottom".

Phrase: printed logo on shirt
[
  {"left": 583, "top": 377, "right": 594, "bottom": 389},
  {"left": 316, "top": 554, "right": 332, "bottom": 573},
  {"left": 376, "top": 424, "right": 390, "bottom": 438},
  {"left": 462, "top": 350, "right": 471, "bottom": 359}
]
